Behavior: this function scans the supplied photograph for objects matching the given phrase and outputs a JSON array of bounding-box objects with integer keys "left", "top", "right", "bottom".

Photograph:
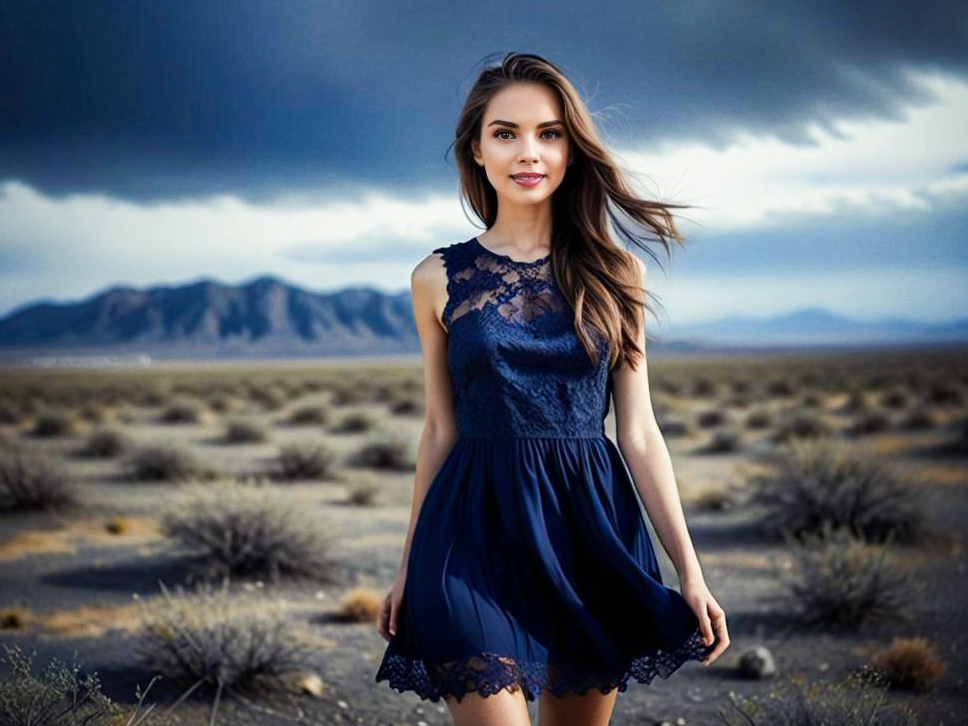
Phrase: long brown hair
[{"left": 448, "top": 51, "right": 693, "bottom": 372}]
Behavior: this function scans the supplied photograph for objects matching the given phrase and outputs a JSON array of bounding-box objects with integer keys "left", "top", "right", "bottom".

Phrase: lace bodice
[{"left": 432, "top": 237, "right": 613, "bottom": 439}]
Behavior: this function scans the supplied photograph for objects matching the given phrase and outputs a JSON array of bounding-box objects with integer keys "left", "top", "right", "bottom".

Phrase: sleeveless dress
[{"left": 374, "top": 236, "right": 713, "bottom": 702}]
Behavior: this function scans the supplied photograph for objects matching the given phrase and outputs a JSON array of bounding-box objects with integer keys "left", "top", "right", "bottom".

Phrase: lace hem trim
[{"left": 375, "top": 625, "right": 713, "bottom": 703}]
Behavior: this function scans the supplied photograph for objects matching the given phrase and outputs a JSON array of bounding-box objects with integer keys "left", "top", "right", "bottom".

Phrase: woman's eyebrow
[{"left": 487, "top": 119, "right": 564, "bottom": 128}]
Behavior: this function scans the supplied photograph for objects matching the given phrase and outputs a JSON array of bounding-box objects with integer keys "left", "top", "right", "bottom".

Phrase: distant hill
[{"left": 0, "top": 277, "right": 964, "bottom": 362}]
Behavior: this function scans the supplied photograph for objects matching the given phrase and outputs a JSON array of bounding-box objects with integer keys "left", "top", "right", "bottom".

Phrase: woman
[{"left": 375, "top": 52, "right": 729, "bottom": 726}]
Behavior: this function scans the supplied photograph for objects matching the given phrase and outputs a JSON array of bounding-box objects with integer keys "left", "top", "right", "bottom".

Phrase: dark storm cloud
[{"left": 1, "top": 0, "right": 966, "bottom": 203}]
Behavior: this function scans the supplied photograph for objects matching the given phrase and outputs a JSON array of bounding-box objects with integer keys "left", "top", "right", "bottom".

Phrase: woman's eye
[{"left": 494, "top": 129, "right": 563, "bottom": 140}]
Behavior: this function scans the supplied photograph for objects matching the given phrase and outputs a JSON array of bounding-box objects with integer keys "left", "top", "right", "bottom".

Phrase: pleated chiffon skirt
[{"left": 374, "top": 435, "right": 713, "bottom": 702}]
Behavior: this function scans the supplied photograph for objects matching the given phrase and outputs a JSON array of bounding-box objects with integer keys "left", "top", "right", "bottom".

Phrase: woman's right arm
[{"left": 379, "top": 252, "right": 457, "bottom": 640}]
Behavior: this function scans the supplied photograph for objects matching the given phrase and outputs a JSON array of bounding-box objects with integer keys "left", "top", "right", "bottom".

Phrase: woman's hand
[
  {"left": 681, "top": 575, "right": 729, "bottom": 665},
  {"left": 377, "top": 568, "right": 407, "bottom": 642}
]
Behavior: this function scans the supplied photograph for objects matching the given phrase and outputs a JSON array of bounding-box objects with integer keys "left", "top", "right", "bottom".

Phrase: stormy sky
[{"left": 1, "top": 0, "right": 966, "bottom": 326}]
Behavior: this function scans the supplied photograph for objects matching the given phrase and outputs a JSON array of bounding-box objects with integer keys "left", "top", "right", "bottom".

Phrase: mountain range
[{"left": 0, "top": 275, "right": 964, "bottom": 362}]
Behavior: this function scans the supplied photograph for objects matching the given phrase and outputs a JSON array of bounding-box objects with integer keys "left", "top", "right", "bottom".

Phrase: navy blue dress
[{"left": 375, "top": 236, "right": 713, "bottom": 702}]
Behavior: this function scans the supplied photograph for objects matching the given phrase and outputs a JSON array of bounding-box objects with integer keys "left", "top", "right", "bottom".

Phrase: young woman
[{"left": 375, "top": 52, "right": 729, "bottom": 726}]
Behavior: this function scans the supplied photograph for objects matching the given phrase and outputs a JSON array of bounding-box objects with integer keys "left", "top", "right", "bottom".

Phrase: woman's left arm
[{"left": 610, "top": 255, "right": 729, "bottom": 665}]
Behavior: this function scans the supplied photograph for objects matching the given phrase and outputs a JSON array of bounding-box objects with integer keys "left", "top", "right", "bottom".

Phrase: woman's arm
[
  {"left": 397, "top": 252, "right": 460, "bottom": 571},
  {"left": 378, "top": 251, "right": 458, "bottom": 641},
  {"left": 611, "top": 254, "right": 729, "bottom": 664}
]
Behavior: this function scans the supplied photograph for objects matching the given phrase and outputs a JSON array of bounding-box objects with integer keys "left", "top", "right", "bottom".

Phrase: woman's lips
[{"left": 511, "top": 174, "right": 544, "bottom": 187}]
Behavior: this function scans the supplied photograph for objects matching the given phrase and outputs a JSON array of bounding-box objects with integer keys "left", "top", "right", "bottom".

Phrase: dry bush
[
  {"left": 333, "top": 587, "right": 382, "bottom": 622},
  {"left": 389, "top": 392, "right": 424, "bottom": 415},
  {"left": 770, "top": 410, "right": 833, "bottom": 443},
  {"left": 352, "top": 429, "right": 414, "bottom": 471},
  {"left": 0, "top": 397, "right": 22, "bottom": 425},
  {"left": 160, "top": 477, "right": 341, "bottom": 584},
  {"left": 657, "top": 416, "right": 690, "bottom": 438},
  {"left": 81, "top": 427, "right": 133, "bottom": 458},
  {"left": 0, "top": 446, "right": 79, "bottom": 512},
  {"left": 123, "top": 443, "right": 220, "bottom": 482},
  {"left": 898, "top": 407, "right": 936, "bottom": 430},
  {"left": 717, "top": 666, "right": 917, "bottom": 726},
  {"left": 222, "top": 417, "right": 268, "bottom": 444},
  {"left": 286, "top": 404, "right": 331, "bottom": 426},
  {"left": 846, "top": 408, "right": 892, "bottom": 436},
  {"left": 0, "top": 606, "right": 32, "bottom": 630},
  {"left": 332, "top": 410, "right": 378, "bottom": 433},
  {"left": 0, "top": 643, "right": 125, "bottom": 726},
  {"left": 747, "top": 439, "right": 927, "bottom": 543},
  {"left": 158, "top": 396, "right": 205, "bottom": 423},
  {"left": 134, "top": 581, "right": 313, "bottom": 699},
  {"left": 30, "top": 407, "right": 78, "bottom": 437},
  {"left": 696, "top": 408, "right": 726, "bottom": 428},
  {"left": 272, "top": 440, "right": 339, "bottom": 481},
  {"left": 701, "top": 427, "right": 743, "bottom": 454},
  {"left": 778, "top": 524, "right": 912, "bottom": 630},
  {"left": 744, "top": 408, "right": 772, "bottom": 429},
  {"left": 345, "top": 474, "right": 382, "bottom": 505},
  {"left": 870, "top": 637, "right": 947, "bottom": 691}
]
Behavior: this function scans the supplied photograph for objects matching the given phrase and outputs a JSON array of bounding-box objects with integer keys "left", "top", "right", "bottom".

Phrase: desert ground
[{"left": 0, "top": 345, "right": 966, "bottom": 725}]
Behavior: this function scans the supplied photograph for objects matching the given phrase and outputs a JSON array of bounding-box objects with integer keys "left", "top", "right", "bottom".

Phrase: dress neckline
[{"left": 471, "top": 237, "right": 551, "bottom": 267}]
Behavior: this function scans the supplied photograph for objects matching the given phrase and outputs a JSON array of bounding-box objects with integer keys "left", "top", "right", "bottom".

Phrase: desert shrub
[
  {"left": 332, "top": 410, "right": 378, "bottom": 433},
  {"left": 744, "top": 408, "right": 772, "bottom": 429},
  {"left": 878, "top": 389, "right": 909, "bottom": 409},
  {"left": 346, "top": 474, "right": 382, "bottom": 505},
  {"left": 134, "top": 581, "right": 313, "bottom": 698},
  {"left": 249, "top": 385, "right": 288, "bottom": 411},
  {"left": 657, "top": 416, "right": 690, "bottom": 437},
  {"left": 287, "top": 404, "right": 331, "bottom": 425},
  {"left": 158, "top": 396, "right": 205, "bottom": 423},
  {"left": 718, "top": 666, "right": 917, "bottom": 726},
  {"left": 696, "top": 408, "right": 726, "bottom": 428},
  {"left": 897, "top": 407, "right": 935, "bottom": 430},
  {"left": 223, "top": 417, "right": 268, "bottom": 444},
  {"left": 81, "top": 427, "right": 132, "bottom": 458},
  {"left": 747, "top": 439, "right": 927, "bottom": 543},
  {"left": 30, "top": 407, "right": 78, "bottom": 437},
  {"left": 333, "top": 587, "right": 382, "bottom": 622},
  {"left": 78, "top": 403, "right": 109, "bottom": 424},
  {"left": 690, "top": 377, "right": 717, "bottom": 397},
  {"left": 123, "top": 443, "right": 219, "bottom": 482},
  {"left": 800, "top": 393, "right": 823, "bottom": 409},
  {"left": 0, "top": 397, "right": 22, "bottom": 425},
  {"left": 352, "top": 430, "right": 413, "bottom": 470},
  {"left": 870, "top": 637, "right": 947, "bottom": 691},
  {"left": 0, "top": 643, "right": 126, "bottom": 726},
  {"left": 330, "top": 385, "right": 369, "bottom": 406},
  {"left": 160, "top": 477, "right": 340, "bottom": 583},
  {"left": 765, "top": 378, "right": 795, "bottom": 397},
  {"left": 272, "top": 440, "right": 339, "bottom": 481},
  {"left": 846, "top": 408, "right": 891, "bottom": 436},
  {"left": 770, "top": 409, "right": 833, "bottom": 443},
  {"left": 844, "top": 388, "right": 868, "bottom": 412},
  {"left": 924, "top": 382, "right": 962, "bottom": 406},
  {"left": 701, "top": 428, "right": 742, "bottom": 454},
  {"left": 778, "top": 524, "right": 911, "bottom": 630},
  {"left": 389, "top": 392, "right": 424, "bottom": 415},
  {"left": 0, "top": 446, "right": 79, "bottom": 512},
  {"left": 206, "top": 394, "right": 235, "bottom": 413}
]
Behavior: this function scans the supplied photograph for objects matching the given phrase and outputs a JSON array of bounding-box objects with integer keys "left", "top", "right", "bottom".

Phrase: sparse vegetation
[
  {"left": 31, "top": 407, "right": 78, "bottom": 437},
  {"left": 160, "top": 477, "right": 341, "bottom": 583},
  {"left": 717, "top": 666, "right": 918, "bottom": 726},
  {"left": 748, "top": 439, "right": 927, "bottom": 543},
  {"left": 0, "top": 445, "right": 79, "bottom": 512},
  {"left": 134, "top": 581, "right": 314, "bottom": 698},
  {"left": 158, "top": 396, "right": 205, "bottom": 423},
  {"left": 352, "top": 429, "right": 413, "bottom": 470},
  {"left": 123, "top": 443, "right": 220, "bottom": 482},
  {"left": 81, "top": 426, "right": 133, "bottom": 458},
  {"left": 272, "top": 440, "right": 339, "bottom": 480},
  {"left": 223, "top": 417, "right": 268, "bottom": 444},
  {"left": 778, "top": 524, "right": 912, "bottom": 630},
  {"left": 870, "top": 637, "right": 947, "bottom": 691}
]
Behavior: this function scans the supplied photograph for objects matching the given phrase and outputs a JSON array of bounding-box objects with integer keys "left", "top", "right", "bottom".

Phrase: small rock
[
  {"left": 738, "top": 645, "right": 776, "bottom": 679},
  {"left": 337, "top": 699, "right": 349, "bottom": 709}
]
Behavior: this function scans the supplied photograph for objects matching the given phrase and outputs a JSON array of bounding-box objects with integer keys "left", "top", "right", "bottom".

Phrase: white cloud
[
  {"left": 1, "top": 67, "right": 966, "bottom": 320},
  {"left": 614, "top": 68, "right": 968, "bottom": 230}
]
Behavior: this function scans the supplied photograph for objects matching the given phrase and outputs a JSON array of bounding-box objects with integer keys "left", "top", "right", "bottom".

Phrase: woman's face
[{"left": 472, "top": 83, "right": 570, "bottom": 208}]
